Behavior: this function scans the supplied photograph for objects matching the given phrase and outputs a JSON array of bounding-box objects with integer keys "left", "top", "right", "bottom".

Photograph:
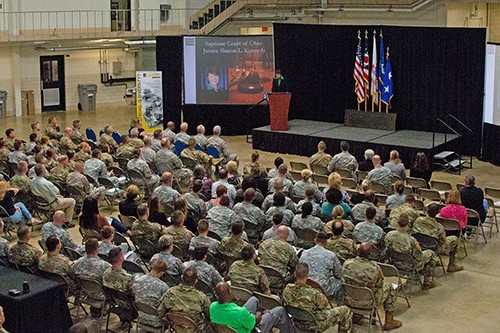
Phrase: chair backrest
[
  {"left": 174, "top": 141, "right": 186, "bottom": 156},
  {"left": 306, "top": 278, "right": 328, "bottom": 297},
  {"left": 342, "top": 283, "right": 376, "bottom": 313},
  {"left": 334, "top": 168, "right": 352, "bottom": 179},
  {"left": 259, "top": 265, "right": 285, "bottom": 294},
  {"left": 161, "top": 272, "right": 180, "bottom": 287},
  {"left": 412, "top": 232, "right": 439, "bottom": 251},
  {"left": 406, "top": 177, "right": 427, "bottom": 189},
  {"left": 195, "top": 278, "right": 213, "bottom": 298},
  {"left": 371, "top": 182, "right": 387, "bottom": 194},
  {"left": 436, "top": 216, "right": 461, "bottom": 231},
  {"left": 341, "top": 177, "right": 357, "bottom": 189},
  {"left": 38, "top": 239, "right": 48, "bottom": 252},
  {"left": 230, "top": 286, "right": 253, "bottom": 306},
  {"left": 31, "top": 192, "right": 52, "bottom": 207},
  {"left": 0, "top": 205, "right": 9, "bottom": 218},
  {"left": 110, "top": 166, "right": 127, "bottom": 178},
  {"left": 112, "top": 131, "right": 122, "bottom": 144},
  {"left": 207, "top": 146, "right": 220, "bottom": 158},
  {"left": 61, "top": 247, "right": 82, "bottom": 260},
  {"left": 104, "top": 286, "right": 134, "bottom": 308},
  {"left": 386, "top": 249, "right": 417, "bottom": 274},
  {"left": 86, "top": 128, "right": 97, "bottom": 142},
  {"left": 485, "top": 187, "right": 500, "bottom": 199},
  {"left": 113, "top": 232, "right": 132, "bottom": 251},
  {"left": 253, "top": 291, "right": 281, "bottom": 310},
  {"left": 117, "top": 157, "right": 129, "bottom": 170},
  {"left": 466, "top": 208, "right": 480, "bottom": 220},
  {"left": 292, "top": 227, "right": 317, "bottom": 249},
  {"left": 130, "top": 235, "right": 158, "bottom": 260},
  {"left": 79, "top": 227, "right": 102, "bottom": 242},
  {"left": 171, "top": 244, "right": 187, "bottom": 261},
  {"left": 289, "top": 170, "right": 302, "bottom": 182},
  {"left": 127, "top": 168, "right": 146, "bottom": 182},
  {"left": 97, "top": 176, "right": 116, "bottom": 189},
  {"left": 284, "top": 305, "right": 320, "bottom": 332},
  {"left": 414, "top": 199, "right": 425, "bottom": 211},
  {"left": 356, "top": 170, "right": 368, "bottom": 181},
  {"left": 79, "top": 277, "right": 103, "bottom": 296},
  {"left": 134, "top": 301, "right": 158, "bottom": 316},
  {"left": 207, "top": 230, "right": 222, "bottom": 241},
  {"left": 167, "top": 312, "right": 198, "bottom": 330},
  {"left": 430, "top": 180, "right": 452, "bottom": 191},
  {"left": 84, "top": 173, "right": 99, "bottom": 187},
  {"left": 375, "top": 193, "right": 388, "bottom": 207},
  {"left": 289, "top": 161, "right": 308, "bottom": 172},
  {"left": 311, "top": 164, "right": 329, "bottom": 176},
  {"left": 66, "top": 185, "right": 86, "bottom": 204},
  {"left": 486, "top": 197, "right": 496, "bottom": 213},
  {"left": 210, "top": 322, "right": 238, "bottom": 333},
  {"left": 118, "top": 214, "right": 135, "bottom": 229},
  {"left": 98, "top": 253, "right": 110, "bottom": 262},
  {"left": 122, "top": 260, "right": 147, "bottom": 274},
  {"left": 312, "top": 174, "right": 328, "bottom": 187},
  {"left": 376, "top": 262, "right": 400, "bottom": 279},
  {"left": 418, "top": 188, "right": 442, "bottom": 202}
]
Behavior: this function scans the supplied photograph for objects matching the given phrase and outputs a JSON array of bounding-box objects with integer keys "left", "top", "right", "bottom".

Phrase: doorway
[
  {"left": 40, "top": 55, "right": 66, "bottom": 112},
  {"left": 111, "top": 0, "right": 131, "bottom": 32}
]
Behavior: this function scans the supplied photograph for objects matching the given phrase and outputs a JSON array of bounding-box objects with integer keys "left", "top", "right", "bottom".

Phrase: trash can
[
  {"left": 0, "top": 91, "right": 7, "bottom": 119},
  {"left": 78, "top": 84, "right": 97, "bottom": 111}
]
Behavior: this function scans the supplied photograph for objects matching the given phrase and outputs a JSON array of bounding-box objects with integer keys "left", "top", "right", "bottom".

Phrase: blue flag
[
  {"left": 378, "top": 31, "right": 385, "bottom": 95},
  {"left": 381, "top": 47, "right": 393, "bottom": 106}
]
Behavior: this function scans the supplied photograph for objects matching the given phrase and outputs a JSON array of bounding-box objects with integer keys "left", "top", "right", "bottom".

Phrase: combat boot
[
  {"left": 383, "top": 311, "right": 402, "bottom": 330},
  {"left": 423, "top": 276, "right": 436, "bottom": 290},
  {"left": 447, "top": 254, "right": 463, "bottom": 272}
]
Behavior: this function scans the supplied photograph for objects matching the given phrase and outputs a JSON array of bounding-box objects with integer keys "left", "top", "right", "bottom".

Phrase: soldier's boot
[
  {"left": 447, "top": 254, "right": 464, "bottom": 272},
  {"left": 383, "top": 311, "right": 402, "bottom": 331},
  {"left": 422, "top": 276, "right": 436, "bottom": 290}
]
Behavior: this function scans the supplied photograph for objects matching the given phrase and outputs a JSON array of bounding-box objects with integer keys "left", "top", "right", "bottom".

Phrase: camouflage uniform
[
  {"left": 233, "top": 202, "right": 267, "bottom": 240},
  {"left": 353, "top": 221, "right": 385, "bottom": 246},
  {"left": 265, "top": 206, "right": 294, "bottom": 226},
  {"left": 48, "top": 165, "right": 69, "bottom": 185},
  {"left": 0, "top": 237, "right": 9, "bottom": 264},
  {"left": 116, "top": 143, "right": 135, "bottom": 159},
  {"left": 218, "top": 236, "right": 247, "bottom": 260},
  {"left": 194, "top": 134, "right": 208, "bottom": 151},
  {"left": 181, "top": 147, "right": 211, "bottom": 173},
  {"left": 267, "top": 176, "right": 294, "bottom": 195},
  {"left": 103, "top": 266, "right": 135, "bottom": 322},
  {"left": 45, "top": 125, "right": 63, "bottom": 142},
  {"left": 129, "top": 137, "right": 145, "bottom": 149},
  {"left": 70, "top": 129, "right": 86, "bottom": 144},
  {"left": 140, "top": 147, "right": 156, "bottom": 168},
  {"left": 84, "top": 157, "right": 109, "bottom": 180},
  {"left": 161, "top": 128, "right": 176, "bottom": 143},
  {"left": 389, "top": 203, "right": 420, "bottom": 231},
  {"left": 131, "top": 219, "right": 164, "bottom": 243},
  {"left": 262, "top": 194, "right": 296, "bottom": 213},
  {"left": 207, "top": 205, "right": 237, "bottom": 238},
  {"left": 325, "top": 235, "right": 358, "bottom": 261},
  {"left": 296, "top": 198, "right": 321, "bottom": 217},
  {"left": 132, "top": 274, "right": 169, "bottom": 327},
  {"left": 151, "top": 138, "right": 162, "bottom": 152},
  {"left": 45, "top": 159, "right": 58, "bottom": 172},
  {"left": 352, "top": 201, "right": 387, "bottom": 225},
  {"left": 283, "top": 283, "right": 352, "bottom": 333},
  {"left": 41, "top": 222, "right": 78, "bottom": 249},
  {"left": 262, "top": 225, "right": 298, "bottom": 245},
  {"left": 9, "top": 151, "right": 28, "bottom": 164},
  {"left": 5, "top": 138, "right": 15, "bottom": 151},
  {"left": 367, "top": 166, "right": 393, "bottom": 194},
  {"left": 184, "top": 192, "right": 207, "bottom": 220},
  {"left": 227, "top": 259, "right": 271, "bottom": 295},
  {"left": 0, "top": 148, "right": 9, "bottom": 163},
  {"left": 8, "top": 241, "right": 42, "bottom": 267},
  {"left": 291, "top": 214, "right": 324, "bottom": 233},
  {"left": 412, "top": 216, "right": 459, "bottom": 256},
  {"left": 328, "top": 151, "right": 358, "bottom": 177},
  {"left": 175, "top": 132, "right": 190, "bottom": 146},
  {"left": 385, "top": 230, "right": 435, "bottom": 276},
  {"left": 59, "top": 136, "right": 77, "bottom": 154},
  {"left": 10, "top": 174, "right": 32, "bottom": 193},
  {"left": 293, "top": 180, "right": 322, "bottom": 202},
  {"left": 153, "top": 185, "right": 180, "bottom": 207},
  {"left": 158, "top": 283, "right": 211, "bottom": 330},
  {"left": 385, "top": 193, "right": 406, "bottom": 210},
  {"left": 299, "top": 245, "right": 342, "bottom": 301},
  {"left": 150, "top": 252, "right": 183, "bottom": 278},
  {"left": 309, "top": 152, "right": 332, "bottom": 168},
  {"left": 258, "top": 237, "right": 298, "bottom": 282},
  {"left": 164, "top": 225, "right": 195, "bottom": 252},
  {"left": 38, "top": 253, "right": 78, "bottom": 291},
  {"left": 342, "top": 256, "right": 397, "bottom": 311},
  {"left": 184, "top": 259, "right": 223, "bottom": 293},
  {"left": 100, "top": 133, "right": 118, "bottom": 151},
  {"left": 156, "top": 148, "right": 192, "bottom": 186},
  {"left": 74, "top": 151, "right": 90, "bottom": 162},
  {"left": 73, "top": 255, "right": 111, "bottom": 300},
  {"left": 324, "top": 218, "right": 355, "bottom": 239},
  {"left": 188, "top": 235, "right": 220, "bottom": 257},
  {"left": 100, "top": 152, "right": 115, "bottom": 169},
  {"left": 207, "top": 135, "right": 239, "bottom": 165},
  {"left": 127, "top": 158, "right": 160, "bottom": 188},
  {"left": 67, "top": 170, "right": 105, "bottom": 200}
]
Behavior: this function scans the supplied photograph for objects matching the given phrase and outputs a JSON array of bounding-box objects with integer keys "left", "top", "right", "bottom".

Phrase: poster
[{"left": 136, "top": 71, "right": 163, "bottom": 132}]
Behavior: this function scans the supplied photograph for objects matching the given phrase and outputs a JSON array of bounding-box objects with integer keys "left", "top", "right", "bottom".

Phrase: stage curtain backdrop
[{"left": 273, "top": 24, "right": 486, "bottom": 156}]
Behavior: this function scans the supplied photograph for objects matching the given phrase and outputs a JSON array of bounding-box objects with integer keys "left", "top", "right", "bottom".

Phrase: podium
[{"left": 268, "top": 92, "right": 291, "bottom": 131}]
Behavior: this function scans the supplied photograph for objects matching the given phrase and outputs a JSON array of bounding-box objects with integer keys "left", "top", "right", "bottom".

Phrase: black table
[{"left": 0, "top": 266, "right": 73, "bottom": 333}]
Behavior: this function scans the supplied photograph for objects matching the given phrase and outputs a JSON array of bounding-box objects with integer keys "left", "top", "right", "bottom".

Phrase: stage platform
[{"left": 252, "top": 119, "right": 460, "bottom": 165}]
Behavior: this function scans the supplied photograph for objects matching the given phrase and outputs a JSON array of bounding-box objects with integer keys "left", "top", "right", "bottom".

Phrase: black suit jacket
[
  {"left": 460, "top": 186, "right": 486, "bottom": 222},
  {"left": 272, "top": 77, "right": 289, "bottom": 92}
]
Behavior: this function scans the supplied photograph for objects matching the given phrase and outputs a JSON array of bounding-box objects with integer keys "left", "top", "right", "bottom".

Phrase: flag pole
[
  {"left": 386, "top": 104, "right": 388, "bottom": 113},
  {"left": 357, "top": 102, "right": 360, "bottom": 111},
  {"left": 371, "top": 97, "right": 374, "bottom": 112}
]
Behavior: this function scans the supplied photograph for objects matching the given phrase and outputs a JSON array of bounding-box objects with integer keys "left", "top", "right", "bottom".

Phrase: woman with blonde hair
[
  {"left": 226, "top": 160, "right": 241, "bottom": 188},
  {"left": 118, "top": 184, "right": 141, "bottom": 218},
  {"left": 0, "top": 181, "right": 40, "bottom": 226},
  {"left": 350, "top": 179, "right": 371, "bottom": 205},
  {"left": 294, "top": 169, "right": 322, "bottom": 202},
  {"left": 440, "top": 189, "right": 468, "bottom": 230},
  {"left": 384, "top": 150, "right": 406, "bottom": 180},
  {"left": 322, "top": 172, "right": 350, "bottom": 203},
  {"left": 242, "top": 151, "right": 265, "bottom": 177}
]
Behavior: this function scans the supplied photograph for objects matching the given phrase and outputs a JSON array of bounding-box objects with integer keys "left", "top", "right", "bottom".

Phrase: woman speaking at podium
[{"left": 272, "top": 69, "right": 289, "bottom": 93}]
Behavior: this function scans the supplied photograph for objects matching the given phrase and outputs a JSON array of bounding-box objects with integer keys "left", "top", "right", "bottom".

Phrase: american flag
[{"left": 354, "top": 31, "right": 365, "bottom": 103}]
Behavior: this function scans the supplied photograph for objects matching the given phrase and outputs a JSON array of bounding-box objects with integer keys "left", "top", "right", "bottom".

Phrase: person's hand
[
  {"left": 15, "top": 206, "right": 21, "bottom": 211},
  {"left": 254, "top": 311, "right": 263, "bottom": 326},
  {"left": 108, "top": 170, "right": 114, "bottom": 176}
]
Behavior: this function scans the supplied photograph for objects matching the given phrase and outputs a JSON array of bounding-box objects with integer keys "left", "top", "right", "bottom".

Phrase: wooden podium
[{"left": 268, "top": 92, "right": 291, "bottom": 131}]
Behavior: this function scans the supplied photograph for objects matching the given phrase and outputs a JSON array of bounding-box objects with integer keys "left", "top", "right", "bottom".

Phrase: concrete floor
[{"left": 2, "top": 106, "right": 500, "bottom": 332}]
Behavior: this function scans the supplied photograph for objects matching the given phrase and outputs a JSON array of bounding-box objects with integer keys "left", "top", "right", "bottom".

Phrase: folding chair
[
  {"left": 342, "top": 283, "right": 383, "bottom": 332},
  {"left": 127, "top": 169, "right": 150, "bottom": 199},
  {"left": 79, "top": 226, "right": 102, "bottom": 243},
  {"left": 117, "top": 157, "right": 130, "bottom": 171},
  {"left": 113, "top": 232, "right": 132, "bottom": 251},
  {"left": 61, "top": 247, "right": 82, "bottom": 261},
  {"left": 285, "top": 305, "right": 325, "bottom": 333},
  {"left": 311, "top": 164, "right": 329, "bottom": 176},
  {"left": 289, "top": 170, "right": 302, "bottom": 182},
  {"left": 418, "top": 188, "right": 442, "bottom": 202},
  {"left": 289, "top": 161, "right": 308, "bottom": 172},
  {"left": 84, "top": 173, "right": 99, "bottom": 187},
  {"left": 112, "top": 131, "right": 122, "bottom": 145},
  {"left": 134, "top": 301, "right": 165, "bottom": 333},
  {"left": 31, "top": 192, "right": 54, "bottom": 221},
  {"left": 412, "top": 233, "right": 446, "bottom": 274},
  {"left": 406, "top": 177, "right": 428, "bottom": 192},
  {"left": 333, "top": 168, "right": 351, "bottom": 179},
  {"left": 130, "top": 235, "right": 158, "bottom": 267},
  {"left": 377, "top": 262, "right": 411, "bottom": 308},
  {"left": 210, "top": 322, "right": 238, "bottom": 333},
  {"left": 312, "top": 174, "right": 328, "bottom": 188},
  {"left": 110, "top": 166, "right": 129, "bottom": 188},
  {"left": 292, "top": 227, "right": 317, "bottom": 249},
  {"left": 306, "top": 278, "right": 334, "bottom": 307},
  {"left": 103, "top": 286, "right": 136, "bottom": 333},
  {"left": 259, "top": 265, "right": 286, "bottom": 296},
  {"left": 485, "top": 197, "right": 499, "bottom": 238},
  {"left": 122, "top": 260, "right": 147, "bottom": 275},
  {"left": 466, "top": 208, "right": 487, "bottom": 250},
  {"left": 436, "top": 216, "right": 468, "bottom": 258},
  {"left": 66, "top": 185, "right": 86, "bottom": 214},
  {"left": 38, "top": 239, "right": 48, "bottom": 252},
  {"left": 167, "top": 312, "right": 201, "bottom": 332},
  {"left": 40, "top": 271, "right": 83, "bottom": 313},
  {"left": 231, "top": 286, "right": 253, "bottom": 306},
  {"left": 180, "top": 155, "right": 197, "bottom": 171},
  {"left": 456, "top": 183, "right": 465, "bottom": 191},
  {"left": 341, "top": 177, "right": 358, "bottom": 190},
  {"left": 174, "top": 141, "right": 186, "bottom": 156},
  {"left": 375, "top": 194, "right": 388, "bottom": 207},
  {"left": 430, "top": 180, "right": 452, "bottom": 194},
  {"left": 386, "top": 249, "right": 424, "bottom": 291},
  {"left": 86, "top": 128, "right": 97, "bottom": 142},
  {"left": 356, "top": 170, "right": 368, "bottom": 183},
  {"left": 161, "top": 272, "right": 180, "bottom": 287},
  {"left": 171, "top": 244, "right": 188, "bottom": 261},
  {"left": 98, "top": 177, "right": 125, "bottom": 213},
  {"left": 371, "top": 182, "right": 387, "bottom": 194},
  {"left": 76, "top": 278, "right": 108, "bottom": 321},
  {"left": 118, "top": 214, "right": 136, "bottom": 229},
  {"left": 195, "top": 278, "right": 215, "bottom": 301},
  {"left": 253, "top": 291, "right": 281, "bottom": 311},
  {"left": 98, "top": 253, "right": 110, "bottom": 262}
]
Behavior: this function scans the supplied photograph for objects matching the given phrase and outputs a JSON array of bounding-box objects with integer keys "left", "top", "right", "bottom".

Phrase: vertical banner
[{"left": 136, "top": 71, "right": 163, "bottom": 132}]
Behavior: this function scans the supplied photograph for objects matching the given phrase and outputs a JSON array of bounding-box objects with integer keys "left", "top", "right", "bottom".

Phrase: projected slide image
[{"left": 184, "top": 36, "right": 274, "bottom": 104}]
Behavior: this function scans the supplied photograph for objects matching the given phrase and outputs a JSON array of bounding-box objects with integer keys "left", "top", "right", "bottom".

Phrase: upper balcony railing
[{"left": 0, "top": 9, "right": 201, "bottom": 42}]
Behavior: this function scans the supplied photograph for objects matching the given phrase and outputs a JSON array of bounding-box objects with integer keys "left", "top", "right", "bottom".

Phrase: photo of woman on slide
[{"left": 199, "top": 67, "right": 229, "bottom": 103}]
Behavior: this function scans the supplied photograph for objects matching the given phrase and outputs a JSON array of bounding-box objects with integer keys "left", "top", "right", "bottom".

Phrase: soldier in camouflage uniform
[
  {"left": 75, "top": 142, "right": 91, "bottom": 162},
  {"left": 99, "top": 144, "right": 115, "bottom": 169},
  {"left": 116, "top": 135, "right": 135, "bottom": 159},
  {"left": 150, "top": 235, "right": 183, "bottom": 281},
  {"left": 131, "top": 204, "right": 165, "bottom": 243},
  {"left": 351, "top": 190, "right": 387, "bottom": 226},
  {"left": 40, "top": 211, "right": 79, "bottom": 249},
  {"left": 0, "top": 221, "right": 9, "bottom": 265},
  {"left": 412, "top": 203, "right": 463, "bottom": 272},
  {"left": 174, "top": 122, "right": 191, "bottom": 146},
  {"left": 265, "top": 192, "right": 295, "bottom": 226},
  {"left": 233, "top": 188, "right": 268, "bottom": 241},
  {"left": 71, "top": 120, "right": 86, "bottom": 144},
  {"left": 140, "top": 136, "right": 157, "bottom": 171},
  {"left": 353, "top": 207, "right": 385, "bottom": 248},
  {"left": 385, "top": 213, "right": 436, "bottom": 289},
  {"left": 226, "top": 244, "right": 271, "bottom": 295},
  {"left": 284, "top": 263, "right": 352, "bottom": 333},
  {"left": 189, "top": 219, "right": 220, "bottom": 257},
  {"left": 127, "top": 148, "right": 160, "bottom": 188},
  {"left": 8, "top": 226, "right": 42, "bottom": 270},
  {"left": 9, "top": 161, "right": 32, "bottom": 193},
  {"left": 328, "top": 141, "right": 358, "bottom": 178},
  {"left": 44, "top": 148, "right": 59, "bottom": 172},
  {"left": 164, "top": 210, "right": 194, "bottom": 253},
  {"left": 267, "top": 165, "right": 294, "bottom": 196},
  {"left": 258, "top": 226, "right": 298, "bottom": 284},
  {"left": 296, "top": 187, "right": 321, "bottom": 217},
  {"left": 44, "top": 116, "right": 63, "bottom": 143},
  {"left": 181, "top": 137, "right": 212, "bottom": 175},
  {"left": 161, "top": 121, "right": 176, "bottom": 144},
  {"left": 291, "top": 202, "right": 324, "bottom": 233},
  {"left": 218, "top": 220, "right": 248, "bottom": 263},
  {"left": 84, "top": 149, "right": 118, "bottom": 185},
  {"left": 293, "top": 169, "right": 323, "bottom": 202},
  {"left": 132, "top": 259, "right": 169, "bottom": 328},
  {"left": 0, "top": 140, "right": 10, "bottom": 168},
  {"left": 184, "top": 245, "right": 223, "bottom": 299},
  {"left": 156, "top": 138, "right": 192, "bottom": 187},
  {"left": 342, "top": 242, "right": 402, "bottom": 330},
  {"left": 326, "top": 220, "right": 358, "bottom": 261},
  {"left": 207, "top": 125, "right": 240, "bottom": 166},
  {"left": 184, "top": 179, "right": 207, "bottom": 222},
  {"left": 47, "top": 155, "right": 70, "bottom": 185},
  {"left": 152, "top": 172, "right": 180, "bottom": 208},
  {"left": 207, "top": 195, "right": 237, "bottom": 238},
  {"left": 194, "top": 125, "right": 208, "bottom": 151},
  {"left": 324, "top": 206, "right": 355, "bottom": 239},
  {"left": 300, "top": 232, "right": 343, "bottom": 303},
  {"left": 129, "top": 128, "right": 145, "bottom": 149},
  {"left": 158, "top": 267, "right": 211, "bottom": 330},
  {"left": 38, "top": 236, "right": 78, "bottom": 292},
  {"left": 151, "top": 130, "right": 163, "bottom": 152},
  {"left": 389, "top": 194, "right": 420, "bottom": 231},
  {"left": 59, "top": 127, "right": 78, "bottom": 155},
  {"left": 8, "top": 141, "right": 28, "bottom": 164},
  {"left": 103, "top": 247, "right": 136, "bottom": 326},
  {"left": 262, "top": 212, "right": 298, "bottom": 245},
  {"left": 367, "top": 155, "right": 393, "bottom": 194},
  {"left": 67, "top": 161, "right": 106, "bottom": 201},
  {"left": 309, "top": 141, "right": 332, "bottom": 169},
  {"left": 100, "top": 125, "right": 118, "bottom": 152},
  {"left": 5, "top": 128, "right": 16, "bottom": 151}
]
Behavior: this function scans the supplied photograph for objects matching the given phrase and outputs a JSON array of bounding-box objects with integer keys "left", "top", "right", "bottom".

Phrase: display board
[
  {"left": 136, "top": 71, "right": 163, "bottom": 131},
  {"left": 484, "top": 43, "right": 500, "bottom": 126}
]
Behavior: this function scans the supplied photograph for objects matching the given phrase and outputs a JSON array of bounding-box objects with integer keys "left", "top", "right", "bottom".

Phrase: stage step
[{"left": 433, "top": 151, "right": 468, "bottom": 174}]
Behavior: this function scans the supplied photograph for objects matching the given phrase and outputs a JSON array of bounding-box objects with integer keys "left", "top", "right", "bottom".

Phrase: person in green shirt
[{"left": 210, "top": 281, "right": 294, "bottom": 333}]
